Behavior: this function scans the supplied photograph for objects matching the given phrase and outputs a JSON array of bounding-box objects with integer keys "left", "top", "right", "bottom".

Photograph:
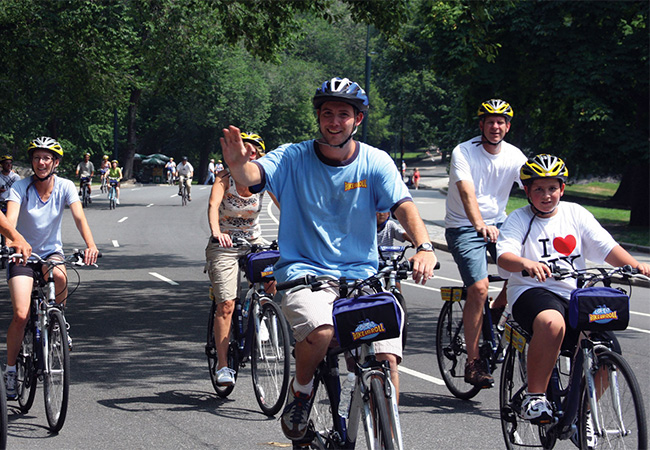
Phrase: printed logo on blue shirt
[{"left": 344, "top": 179, "right": 367, "bottom": 191}]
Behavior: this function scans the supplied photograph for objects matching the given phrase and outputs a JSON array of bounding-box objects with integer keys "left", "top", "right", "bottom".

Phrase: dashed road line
[
  {"left": 118, "top": 217, "right": 128, "bottom": 223},
  {"left": 149, "top": 272, "right": 179, "bottom": 286},
  {"left": 112, "top": 240, "right": 119, "bottom": 247},
  {"left": 399, "top": 366, "right": 444, "bottom": 385}
]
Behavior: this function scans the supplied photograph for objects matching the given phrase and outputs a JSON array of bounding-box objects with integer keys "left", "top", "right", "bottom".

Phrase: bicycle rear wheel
[
  {"left": 435, "top": 300, "right": 482, "bottom": 399},
  {"left": 499, "top": 344, "right": 542, "bottom": 449},
  {"left": 251, "top": 300, "right": 291, "bottom": 416},
  {"left": 44, "top": 309, "right": 70, "bottom": 432},
  {"left": 578, "top": 349, "right": 647, "bottom": 450},
  {"left": 17, "top": 319, "right": 38, "bottom": 414},
  {"left": 366, "top": 375, "right": 400, "bottom": 450},
  {"left": 206, "top": 301, "right": 238, "bottom": 398}
]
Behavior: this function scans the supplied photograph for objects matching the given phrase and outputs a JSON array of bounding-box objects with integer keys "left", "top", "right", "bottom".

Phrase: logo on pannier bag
[
  {"left": 350, "top": 319, "right": 387, "bottom": 342},
  {"left": 589, "top": 305, "right": 618, "bottom": 324},
  {"left": 261, "top": 264, "right": 274, "bottom": 278}
]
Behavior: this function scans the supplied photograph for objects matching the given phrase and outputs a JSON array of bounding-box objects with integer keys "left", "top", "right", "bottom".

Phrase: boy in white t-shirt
[{"left": 496, "top": 154, "right": 650, "bottom": 424}]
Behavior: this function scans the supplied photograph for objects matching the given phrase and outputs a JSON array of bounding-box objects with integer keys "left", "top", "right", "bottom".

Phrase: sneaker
[
  {"left": 188, "top": 196, "right": 192, "bottom": 201},
  {"left": 68, "top": 333, "right": 73, "bottom": 351},
  {"left": 116, "top": 199, "right": 120, "bottom": 205},
  {"left": 464, "top": 358, "right": 494, "bottom": 388},
  {"left": 522, "top": 394, "right": 553, "bottom": 425},
  {"left": 216, "top": 367, "right": 236, "bottom": 386},
  {"left": 178, "top": 192, "right": 182, "bottom": 196},
  {"left": 5, "top": 370, "right": 16, "bottom": 399},
  {"left": 281, "top": 380, "right": 314, "bottom": 440}
]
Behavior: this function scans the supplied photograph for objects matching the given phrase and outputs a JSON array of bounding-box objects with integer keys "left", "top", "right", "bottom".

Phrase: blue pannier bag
[
  {"left": 568, "top": 286, "right": 629, "bottom": 331},
  {"left": 332, "top": 292, "right": 402, "bottom": 348},
  {"left": 242, "top": 250, "right": 280, "bottom": 283}
]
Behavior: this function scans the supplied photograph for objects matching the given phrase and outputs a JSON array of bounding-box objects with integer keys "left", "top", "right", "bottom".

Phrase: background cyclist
[
  {"left": 444, "top": 99, "right": 527, "bottom": 388},
  {"left": 75, "top": 152, "right": 95, "bottom": 201},
  {"left": 204, "top": 132, "right": 277, "bottom": 387},
  {"left": 221, "top": 77, "right": 437, "bottom": 442},
  {"left": 107, "top": 159, "right": 123, "bottom": 205},
  {"left": 175, "top": 156, "right": 193, "bottom": 201},
  {"left": 496, "top": 154, "right": 650, "bottom": 424},
  {"left": 0, "top": 155, "right": 21, "bottom": 207},
  {"left": 4, "top": 137, "right": 99, "bottom": 399},
  {"left": 99, "top": 154, "right": 110, "bottom": 186},
  {"left": 165, "top": 157, "right": 176, "bottom": 184}
]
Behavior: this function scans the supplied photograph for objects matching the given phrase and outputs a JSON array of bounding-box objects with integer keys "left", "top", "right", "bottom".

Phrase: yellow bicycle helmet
[
  {"left": 520, "top": 154, "right": 568, "bottom": 184},
  {"left": 0, "top": 155, "right": 13, "bottom": 163},
  {"left": 477, "top": 99, "right": 514, "bottom": 121},
  {"left": 241, "top": 132, "right": 266, "bottom": 154},
  {"left": 28, "top": 136, "right": 63, "bottom": 159}
]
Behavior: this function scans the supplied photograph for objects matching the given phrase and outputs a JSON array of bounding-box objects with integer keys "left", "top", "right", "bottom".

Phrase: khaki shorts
[
  {"left": 282, "top": 286, "right": 403, "bottom": 361},
  {"left": 204, "top": 236, "right": 267, "bottom": 303}
]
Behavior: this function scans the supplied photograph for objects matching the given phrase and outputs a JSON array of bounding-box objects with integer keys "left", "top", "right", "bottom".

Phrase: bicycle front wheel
[
  {"left": 435, "top": 300, "right": 481, "bottom": 400},
  {"left": 44, "top": 309, "right": 70, "bottom": 432},
  {"left": 206, "top": 301, "right": 238, "bottom": 398},
  {"left": 365, "top": 375, "right": 401, "bottom": 450},
  {"left": 499, "top": 344, "right": 542, "bottom": 449},
  {"left": 251, "top": 300, "right": 291, "bottom": 416},
  {"left": 579, "top": 349, "right": 647, "bottom": 450},
  {"left": 17, "top": 320, "right": 38, "bottom": 414}
]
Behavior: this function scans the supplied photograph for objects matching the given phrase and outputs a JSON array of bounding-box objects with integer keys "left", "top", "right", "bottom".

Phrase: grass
[{"left": 506, "top": 183, "right": 649, "bottom": 248}]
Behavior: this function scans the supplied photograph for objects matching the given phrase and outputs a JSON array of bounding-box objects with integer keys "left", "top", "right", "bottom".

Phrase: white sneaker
[
  {"left": 522, "top": 394, "right": 553, "bottom": 424},
  {"left": 116, "top": 199, "right": 120, "bottom": 205},
  {"left": 5, "top": 369, "right": 16, "bottom": 399},
  {"left": 216, "top": 367, "right": 236, "bottom": 386}
]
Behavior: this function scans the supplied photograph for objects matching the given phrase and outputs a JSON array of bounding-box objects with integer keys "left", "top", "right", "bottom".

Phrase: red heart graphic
[{"left": 553, "top": 235, "right": 576, "bottom": 256}]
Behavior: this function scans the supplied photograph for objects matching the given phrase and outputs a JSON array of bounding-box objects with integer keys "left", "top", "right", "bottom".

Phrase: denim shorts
[{"left": 445, "top": 225, "right": 499, "bottom": 287}]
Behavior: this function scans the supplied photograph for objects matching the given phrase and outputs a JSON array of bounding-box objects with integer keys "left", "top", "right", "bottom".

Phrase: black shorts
[
  {"left": 512, "top": 287, "right": 579, "bottom": 351},
  {"left": 6, "top": 253, "right": 63, "bottom": 281}
]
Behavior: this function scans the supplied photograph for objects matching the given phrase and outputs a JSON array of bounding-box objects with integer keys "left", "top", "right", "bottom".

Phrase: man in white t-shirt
[
  {"left": 175, "top": 156, "right": 194, "bottom": 200},
  {"left": 444, "top": 99, "right": 527, "bottom": 389},
  {"left": 0, "top": 155, "right": 21, "bottom": 204}
]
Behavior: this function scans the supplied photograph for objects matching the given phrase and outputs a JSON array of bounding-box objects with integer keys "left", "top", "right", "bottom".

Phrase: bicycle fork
[{"left": 583, "top": 347, "right": 628, "bottom": 440}]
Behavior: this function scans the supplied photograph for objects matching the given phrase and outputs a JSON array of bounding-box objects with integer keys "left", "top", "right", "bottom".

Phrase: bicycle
[
  {"left": 205, "top": 239, "right": 291, "bottom": 416},
  {"left": 2, "top": 247, "right": 100, "bottom": 433},
  {"left": 79, "top": 176, "right": 91, "bottom": 207},
  {"left": 179, "top": 176, "right": 189, "bottom": 206},
  {"left": 435, "top": 274, "right": 508, "bottom": 400},
  {"left": 277, "top": 272, "right": 406, "bottom": 450},
  {"left": 99, "top": 171, "right": 108, "bottom": 193},
  {"left": 377, "top": 245, "right": 412, "bottom": 349},
  {"left": 167, "top": 170, "right": 175, "bottom": 186},
  {"left": 107, "top": 178, "right": 119, "bottom": 209},
  {"left": 499, "top": 264, "right": 648, "bottom": 450}
]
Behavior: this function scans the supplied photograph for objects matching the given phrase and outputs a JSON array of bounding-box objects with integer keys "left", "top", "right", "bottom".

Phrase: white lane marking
[
  {"left": 149, "top": 272, "right": 179, "bottom": 286},
  {"left": 631, "top": 311, "right": 650, "bottom": 318},
  {"left": 146, "top": 203, "right": 154, "bottom": 208},
  {"left": 112, "top": 240, "right": 119, "bottom": 247},
  {"left": 399, "top": 366, "right": 445, "bottom": 385},
  {"left": 627, "top": 326, "right": 650, "bottom": 335},
  {"left": 118, "top": 217, "right": 128, "bottom": 223},
  {"left": 268, "top": 202, "right": 280, "bottom": 225},
  {"left": 200, "top": 186, "right": 209, "bottom": 190},
  {"left": 132, "top": 188, "right": 140, "bottom": 191},
  {"left": 170, "top": 194, "right": 177, "bottom": 198}
]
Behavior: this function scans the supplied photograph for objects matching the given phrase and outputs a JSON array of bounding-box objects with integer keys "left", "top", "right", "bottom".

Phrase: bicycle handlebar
[
  {"left": 0, "top": 247, "right": 102, "bottom": 267},
  {"left": 522, "top": 263, "right": 649, "bottom": 283}
]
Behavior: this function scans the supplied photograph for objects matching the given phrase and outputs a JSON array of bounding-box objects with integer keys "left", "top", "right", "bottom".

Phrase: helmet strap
[{"left": 316, "top": 125, "right": 358, "bottom": 149}]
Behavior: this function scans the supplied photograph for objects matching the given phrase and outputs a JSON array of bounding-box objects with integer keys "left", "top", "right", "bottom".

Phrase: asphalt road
[{"left": 0, "top": 181, "right": 647, "bottom": 449}]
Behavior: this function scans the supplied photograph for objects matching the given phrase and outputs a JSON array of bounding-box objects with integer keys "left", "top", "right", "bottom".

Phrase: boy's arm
[
  {"left": 605, "top": 245, "right": 650, "bottom": 276},
  {"left": 498, "top": 252, "right": 552, "bottom": 282}
]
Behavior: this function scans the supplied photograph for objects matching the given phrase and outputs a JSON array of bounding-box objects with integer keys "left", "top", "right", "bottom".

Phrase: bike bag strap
[
  {"left": 333, "top": 292, "right": 402, "bottom": 348},
  {"left": 568, "top": 286, "right": 630, "bottom": 331},
  {"left": 241, "top": 250, "right": 279, "bottom": 283}
]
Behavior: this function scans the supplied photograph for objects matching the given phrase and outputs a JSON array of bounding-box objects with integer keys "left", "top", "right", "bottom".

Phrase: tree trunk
[
  {"left": 123, "top": 88, "right": 142, "bottom": 180},
  {"left": 613, "top": 161, "right": 649, "bottom": 227}
]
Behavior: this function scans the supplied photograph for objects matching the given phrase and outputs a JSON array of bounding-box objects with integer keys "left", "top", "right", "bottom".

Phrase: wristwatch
[{"left": 416, "top": 242, "right": 434, "bottom": 253}]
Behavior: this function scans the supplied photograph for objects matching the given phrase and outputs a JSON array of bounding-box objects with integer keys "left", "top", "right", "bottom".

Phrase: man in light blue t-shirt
[{"left": 221, "top": 77, "right": 437, "bottom": 442}]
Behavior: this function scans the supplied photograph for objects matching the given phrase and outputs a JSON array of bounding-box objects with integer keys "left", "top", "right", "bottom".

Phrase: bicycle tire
[
  {"left": 578, "top": 349, "right": 647, "bottom": 450},
  {"left": 499, "top": 344, "right": 542, "bottom": 449},
  {"left": 393, "top": 291, "right": 408, "bottom": 350},
  {"left": 206, "top": 301, "right": 238, "bottom": 398},
  {"left": 368, "top": 375, "right": 399, "bottom": 450},
  {"left": 82, "top": 186, "right": 90, "bottom": 208},
  {"left": 251, "top": 300, "right": 291, "bottom": 416},
  {"left": 44, "top": 309, "right": 70, "bottom": 432},
  {"left": 435, "top": 300, "right": 482, "bottom": 400},
  {"left": 0, "top": 349, "right": 7, "bottom": 449},
  {"left": 17, "top": 319, "right": 38, "bottom": 414}
]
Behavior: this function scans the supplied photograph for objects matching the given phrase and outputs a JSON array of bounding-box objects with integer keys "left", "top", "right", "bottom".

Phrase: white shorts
[{"left": 282, "top": 286, "right": 403, "bottom": 361}]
